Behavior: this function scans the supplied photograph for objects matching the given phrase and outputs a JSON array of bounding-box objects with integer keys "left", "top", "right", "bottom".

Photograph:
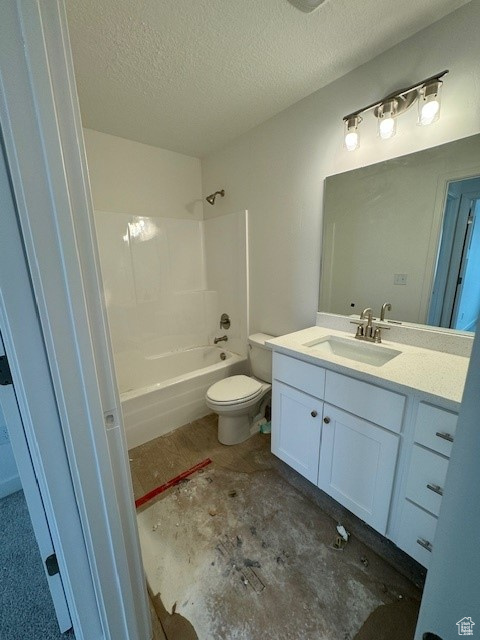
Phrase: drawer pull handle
[
  {"left": 311, "top": 411, "right": 318, "bottom": 418},
  {"left": 323, "top": 417, "right": 330, "bottom": 424},
  {"left": 416, "top": 538, "right": 433, "bottom": 552},
  {"left": 427, "top": 483, "right": 444, "bottom": 496},
  {"left": 435, "top": 431, "right": 454, "bottom": 443}
]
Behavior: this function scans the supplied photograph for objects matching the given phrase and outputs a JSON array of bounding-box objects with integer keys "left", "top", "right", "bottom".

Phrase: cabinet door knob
[
  {"left": 435, "top": 431, "right": 454, "bottom": 443},
  {"left": 323, "top": 417, "right": 330, "bottom": 424},
  {"left": 311, "top": 410, "right": 317, "bottom": 418},
  {"left": 427, "top": 483, "right": 444, "bottom": 496},
  {"left": 416, "top": 538, "right": 433, "bottom": 552}
]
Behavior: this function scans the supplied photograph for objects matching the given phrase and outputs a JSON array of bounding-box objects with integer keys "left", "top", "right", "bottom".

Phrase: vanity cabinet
[
  {"left": 268, "top": 323, "right": 466, "bottom": 570},
  {"left": 271, "top": 352, "right": 402, "bottom": 534},
  {"left": 318, "top": 405, "right": 399, "bottom": 534}
]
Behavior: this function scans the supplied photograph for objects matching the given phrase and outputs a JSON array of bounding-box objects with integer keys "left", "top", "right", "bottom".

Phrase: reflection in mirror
[{"left": 319, "top": 134, "right": 480, "bottom": 332}]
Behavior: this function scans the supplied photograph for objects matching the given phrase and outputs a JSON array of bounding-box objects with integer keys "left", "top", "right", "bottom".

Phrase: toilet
[{"left": 206, "top": 333, "right": 273, "bottom": 445}]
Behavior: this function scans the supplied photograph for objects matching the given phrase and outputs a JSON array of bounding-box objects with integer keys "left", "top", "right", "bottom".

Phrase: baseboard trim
[{"left": 0, "top": 475, "right": 22, "bottom": 499}]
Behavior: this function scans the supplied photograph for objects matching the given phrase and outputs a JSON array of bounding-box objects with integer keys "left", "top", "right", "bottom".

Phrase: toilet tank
[{"left": 248, "top": 333, "right": 274, "bottom": 383}]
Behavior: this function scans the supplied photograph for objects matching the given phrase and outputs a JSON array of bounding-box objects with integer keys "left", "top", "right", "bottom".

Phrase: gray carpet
[{"left": 0, "top": 490, "right": 74, "bottom": 640}]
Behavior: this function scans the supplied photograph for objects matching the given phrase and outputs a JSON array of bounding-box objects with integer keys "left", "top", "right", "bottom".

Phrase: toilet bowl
[{"left": 206, "top": 333, "right": 273, "bottom": 445}]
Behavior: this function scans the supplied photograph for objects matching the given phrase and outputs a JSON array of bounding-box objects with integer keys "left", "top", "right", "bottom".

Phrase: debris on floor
[
  {"left": 137, "top": 461, "right": 421, "bottom": 640},
  {"left": 337, "top": 524, "right": 350, "bottom": 541},
  {"left": 258, "top": 418, "right": 272, "bottom": 434},
  {"left": 331, "top": 523, "right": 351, "bottom": 550}
]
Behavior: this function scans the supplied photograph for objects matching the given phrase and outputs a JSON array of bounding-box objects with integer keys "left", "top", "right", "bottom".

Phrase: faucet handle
[
  {"left": 380, "top": 302, "right": 392, "bottom": 322},
  {"left": 355, "top": 324, "right": 364, "bottom": 338}
]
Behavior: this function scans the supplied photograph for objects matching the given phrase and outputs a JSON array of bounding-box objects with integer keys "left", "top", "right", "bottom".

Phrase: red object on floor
[{"left": 134, "top": 458, "right": 213, "bottom": 509}]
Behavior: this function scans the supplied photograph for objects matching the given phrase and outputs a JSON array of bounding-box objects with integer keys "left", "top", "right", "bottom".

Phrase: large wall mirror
[{"left": 319, "top": 134, "right": 480, "bottom": 332}]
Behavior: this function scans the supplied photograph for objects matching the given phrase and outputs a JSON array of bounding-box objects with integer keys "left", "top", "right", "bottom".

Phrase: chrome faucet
[
  {"left": 380, "top": 302, "right": 392, "bottom": 321},
  {"left": 214, "top": 335, "right": 228, "bottom": 344},
  {"left": 351, "top": 306, "right": 389, "bottom": 344},
  {"left": 361, "top": 307, "right": 374, "bottom": 339}
]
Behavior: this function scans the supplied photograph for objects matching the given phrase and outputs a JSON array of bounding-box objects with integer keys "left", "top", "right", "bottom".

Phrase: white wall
[
  {"left": 201, "top": 0, "right": 480, "bottom": 336},
  {"left": 0, "top": 403, "right": 21, "bottom": 498},
  {"left": 84, "top": 128, "right": 203, "bottom": 219}
]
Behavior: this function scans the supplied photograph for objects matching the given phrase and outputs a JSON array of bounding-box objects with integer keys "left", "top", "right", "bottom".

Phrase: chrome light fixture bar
[
  {"left": 343, "top": 70, "right": 448, "bottom": 151},
  {"left": 287, "top": 0, "right": 327, "bottom": 12}
]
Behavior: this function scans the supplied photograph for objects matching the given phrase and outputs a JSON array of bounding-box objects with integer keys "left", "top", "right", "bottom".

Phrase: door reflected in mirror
[
  {"left": 428, "top": 177, "right": 480, "bottom": 331},
  {"left": 319, "top": 134, "right": 480, "bottom": 332}
]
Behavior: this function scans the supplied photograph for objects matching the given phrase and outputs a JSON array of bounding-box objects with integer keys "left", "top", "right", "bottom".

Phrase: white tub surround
[
  {"left": 268, "top": 315, "right": 471, "bottom": 569},
  {"left": 121, "top": 347, "right": 246, "bottom": 449},
  {"left": 94, "top": 209, "right": 249, "bottom": 448},
  {"left": 95, "top": 210, "right": 248, "bottom": 359}
]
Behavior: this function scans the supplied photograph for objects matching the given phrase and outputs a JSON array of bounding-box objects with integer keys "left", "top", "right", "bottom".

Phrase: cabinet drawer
[
  {"left": 396, "top": 500, "right": 437, "bottom": 568},
  {"left": 406, "top": 445, "right": 449, "bottom": 517},
  {"left": 273, "top": 352, "right": 325, "bottom": 399},
  {"left": 414, "top": 402, "right": 457, "bottom": 457},
  {"left": 325, "top": 371, "right": 405, "bottom": 433}
]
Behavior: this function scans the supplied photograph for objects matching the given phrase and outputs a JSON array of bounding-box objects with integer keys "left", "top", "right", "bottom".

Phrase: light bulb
[
  {"left": 418, "top": 80, "right": 442, "bottom": 126},
  {"left": 420, "top": 100, "right": 440, "bottom": 125},
  {"left": 344, "top": 116, "right": 361, "bottom": 151},
  {"left": 345, "top": 131, "right": 359, "bottom": 151},
  {"left": 377, "top": 98, "right": 397, "bottom": 140},
  {"left": 379, "top": 117, "right": 396, "bottom": 139}
]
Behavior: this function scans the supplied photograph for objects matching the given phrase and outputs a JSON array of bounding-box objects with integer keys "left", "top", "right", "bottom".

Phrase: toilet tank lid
[{"left": 248, "top": 333, "right": 275, "bottom": 349}]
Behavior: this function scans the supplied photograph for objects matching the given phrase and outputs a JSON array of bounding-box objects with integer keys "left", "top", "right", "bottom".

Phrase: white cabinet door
[
  {"left": 272, "top": 381, "right": 323, "bottom": 484},
  {"left": 318, "top": 404, "right": 399, "bottom": 534}
]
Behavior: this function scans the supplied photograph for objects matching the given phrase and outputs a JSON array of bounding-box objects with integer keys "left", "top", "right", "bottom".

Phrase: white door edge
[{"left": 0, "top": 337, "right": 72, "bottom": 632}]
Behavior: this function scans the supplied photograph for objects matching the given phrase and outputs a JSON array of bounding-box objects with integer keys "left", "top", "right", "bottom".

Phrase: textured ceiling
[{"left": 67, "top": 0, "right": 468, "bottom": 157}]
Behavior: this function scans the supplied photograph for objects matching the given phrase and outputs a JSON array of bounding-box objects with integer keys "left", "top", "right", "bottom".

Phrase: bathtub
[{"left": 119, "top": 346, "right": 247, "bottom": 449}]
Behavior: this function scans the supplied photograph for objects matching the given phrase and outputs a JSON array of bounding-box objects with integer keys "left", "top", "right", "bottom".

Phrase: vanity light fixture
[
  {"left": 287, "top": 0, "right": 327, "bottom": 13},
  {"left": 343, "top": 70, "right": 448, "bottom": 150}
]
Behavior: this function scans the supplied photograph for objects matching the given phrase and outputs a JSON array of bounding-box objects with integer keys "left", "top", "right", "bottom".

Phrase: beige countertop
[{"left": 267, "top": 326, "right": 470, "bottom": 410}]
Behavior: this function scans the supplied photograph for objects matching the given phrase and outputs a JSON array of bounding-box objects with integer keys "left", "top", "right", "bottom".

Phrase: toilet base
[{"left": 218, "top": 414, "right": 252, "bottom": 445}]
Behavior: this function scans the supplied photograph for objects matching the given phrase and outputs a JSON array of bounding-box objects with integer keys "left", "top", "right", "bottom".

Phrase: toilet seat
[{"left": 206, "top": 375, "right": 263, "bottom": 405}]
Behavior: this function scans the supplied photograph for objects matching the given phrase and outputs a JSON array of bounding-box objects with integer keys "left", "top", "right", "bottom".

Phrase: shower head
[{"left": 206, "top": 189, "right": 225, "bottom": 205}]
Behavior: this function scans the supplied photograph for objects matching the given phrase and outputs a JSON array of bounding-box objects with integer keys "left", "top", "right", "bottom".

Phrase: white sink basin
[{"left": 304, "top": 335, "right": 401, "bottom": 367}]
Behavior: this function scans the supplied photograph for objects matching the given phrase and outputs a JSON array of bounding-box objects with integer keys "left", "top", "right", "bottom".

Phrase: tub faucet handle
[
  {"left": 214, "top": 335, "right": 228, "bottom": 344},
  {"left": 220, "top": 313, "right": 231, "bottom": 329}
]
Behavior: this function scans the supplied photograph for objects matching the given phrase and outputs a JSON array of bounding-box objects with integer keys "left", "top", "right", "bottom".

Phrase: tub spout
[{"left": 214, "top": 335, "right": 228, "bottom": 344}]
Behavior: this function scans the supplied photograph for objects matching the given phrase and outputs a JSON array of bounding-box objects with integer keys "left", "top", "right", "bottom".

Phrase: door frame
[
  {"left": 428, "top": 177, "right": 480, "bottom": 328},
  {"left": 0, "top": 2, "right": 150, "bottom": 639}
]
